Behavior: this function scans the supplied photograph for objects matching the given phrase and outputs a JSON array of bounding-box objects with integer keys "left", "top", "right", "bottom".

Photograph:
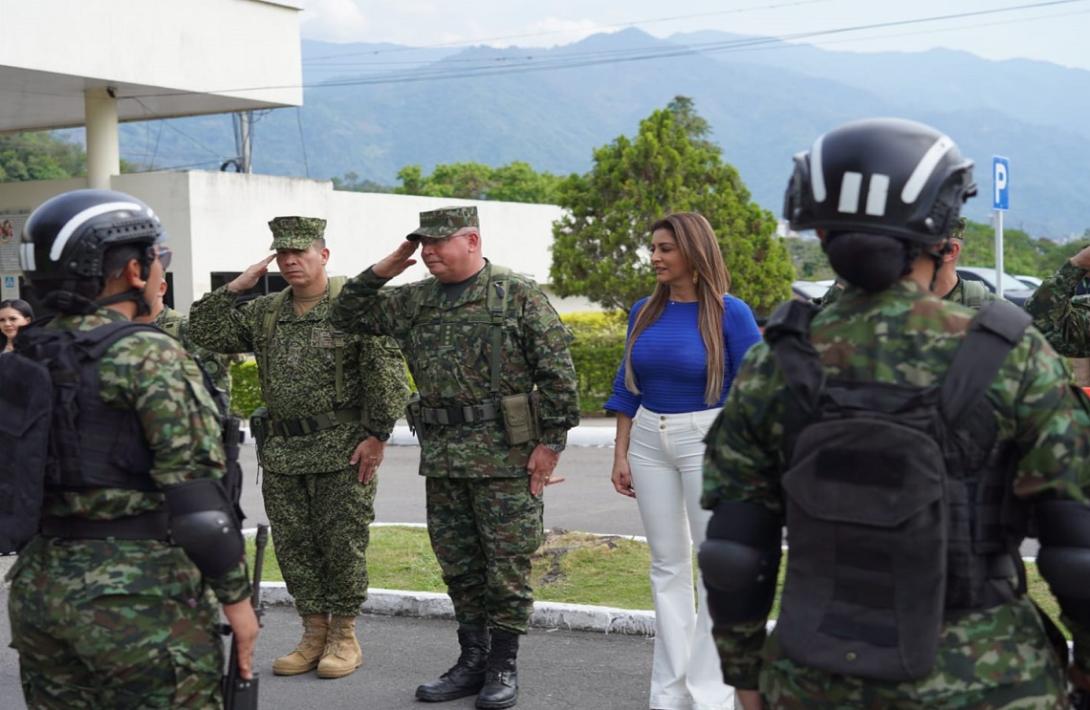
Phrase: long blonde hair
[{"left": 624, "top": 212, "right": 731, "bottom": 406}]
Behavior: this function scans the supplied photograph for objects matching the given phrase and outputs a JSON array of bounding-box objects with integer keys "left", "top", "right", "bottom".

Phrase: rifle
[{"left": 224, "top": 523, "right": 268, "bottom": 710}]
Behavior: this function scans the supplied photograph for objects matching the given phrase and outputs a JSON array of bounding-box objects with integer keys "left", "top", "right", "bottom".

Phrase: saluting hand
[
  {"left": 227, "top": 254, "right": 276, "bottom": 294},
  {"left": 372, "top": 241, "right": 419, "bottom": 279},
  {"left": 1071, "top": 244, "right": 1090, "bottom": 272}
]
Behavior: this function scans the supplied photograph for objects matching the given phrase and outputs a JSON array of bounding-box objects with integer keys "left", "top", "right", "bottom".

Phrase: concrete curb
[
  {"left": 241, "top": 421, "right": 617, "bottom": 448},
  {"left": 259, "top": 582, "right": 656, "bottom": 636}
]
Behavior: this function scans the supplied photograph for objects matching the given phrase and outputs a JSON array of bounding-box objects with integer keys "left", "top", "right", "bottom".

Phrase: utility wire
[
  {"left": 295, "top": 107, "right": 309, "bottom": 178},
  {"left": 129, "top": 97, "right": 226, "bottom": 159},
  {"left": 123, "top": 0, "right": 1088, "bottom": 98}
]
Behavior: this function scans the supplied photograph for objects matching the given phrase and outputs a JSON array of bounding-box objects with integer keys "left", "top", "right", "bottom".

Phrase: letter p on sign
[{"left": 992, "top": 156, "right": 1010, "bottom": 211}]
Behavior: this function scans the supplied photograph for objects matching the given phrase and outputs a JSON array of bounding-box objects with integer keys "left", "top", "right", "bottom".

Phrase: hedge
[{"left": 227, "top": 311, "right": 627, "bottom": 418}]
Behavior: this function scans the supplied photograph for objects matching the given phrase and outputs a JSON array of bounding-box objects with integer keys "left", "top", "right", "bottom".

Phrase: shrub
[
  {"left": 227, "top": 311, "right": 627, "bottom": 417},
  {"left": 561, "top": 311, "right": 626, "bottom": 416},
  {"left": 230, "top": 358, "right": 263, "bottom": 418}
]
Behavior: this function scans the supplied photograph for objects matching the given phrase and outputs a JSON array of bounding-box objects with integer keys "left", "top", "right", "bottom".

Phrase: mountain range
[{"left": 106, "top": 29, "right": 1090, "bottom": 238}]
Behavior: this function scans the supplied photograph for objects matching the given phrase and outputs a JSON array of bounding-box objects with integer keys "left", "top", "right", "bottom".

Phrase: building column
[{"left": 84, "top": 87, "right": 120, "bottom": 189}]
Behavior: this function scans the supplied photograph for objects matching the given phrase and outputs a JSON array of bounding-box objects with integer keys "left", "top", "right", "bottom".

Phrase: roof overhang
[{"left": 0, "top": 0, "right": 303, "bottom": 134}]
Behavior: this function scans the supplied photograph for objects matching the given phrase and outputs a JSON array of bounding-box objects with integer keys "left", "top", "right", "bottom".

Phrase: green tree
[
  {"left": 331, "top": 171, "right": 394, "bottom": 193},
  {"left": 549, "top": 97, "right": 794, "bottom": 314},
  {"left": 395, "top": 161, "right": 562, "bottom": 203},
  {"left": 0, "top": 132, "right": 85, "bottom": 182}
]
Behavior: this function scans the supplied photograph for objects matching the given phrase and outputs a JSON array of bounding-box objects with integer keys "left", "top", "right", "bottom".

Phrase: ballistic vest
[{"left": 765, "top": 298, "right": 1032, "bottom": 682}]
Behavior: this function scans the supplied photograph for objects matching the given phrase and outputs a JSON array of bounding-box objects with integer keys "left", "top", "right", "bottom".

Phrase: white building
[{"left": 0, "top": 0, "right": 588, "bottom": 312}]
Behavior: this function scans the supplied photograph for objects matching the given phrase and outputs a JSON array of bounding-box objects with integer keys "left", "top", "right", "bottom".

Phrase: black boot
[
  {"left": 415, "top": 626, "right": 490, "bottom": 702},
  {"left": 475, "top": 629, "right": 519, "bottom": 709}
]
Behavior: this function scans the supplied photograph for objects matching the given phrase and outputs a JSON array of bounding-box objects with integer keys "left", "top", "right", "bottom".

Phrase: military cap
[
  {"left": 407, "top": 206, "right": 479, "bottom": 240},
  {"left": 268, "top": 216, "right": 326, "bottom": 250}
]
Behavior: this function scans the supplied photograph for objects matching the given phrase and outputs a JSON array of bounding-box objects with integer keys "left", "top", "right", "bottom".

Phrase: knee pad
[
  {"left": 698, "top": 501, "right": 782, "bottom": 625},
  {"left": 166, "top": 478, "right": 244, "bottom": 578},
  {"left": 1036, "top": 499, "right": 1090, "bottom": 627}
]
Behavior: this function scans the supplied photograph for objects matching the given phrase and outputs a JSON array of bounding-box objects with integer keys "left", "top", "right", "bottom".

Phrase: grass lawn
[{"left": 247, "top": 527, "right": 1066, "bottom": 633}]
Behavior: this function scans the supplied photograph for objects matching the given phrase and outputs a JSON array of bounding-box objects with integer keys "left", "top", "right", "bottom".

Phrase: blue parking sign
[{"left": 992, "top": 156, "right": 1010, "bottom": 211}]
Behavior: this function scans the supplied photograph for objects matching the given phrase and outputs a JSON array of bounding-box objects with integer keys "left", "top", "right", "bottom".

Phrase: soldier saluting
[
  {"left": 189, "top": 216, "right": 408, "bottom": 681},
  {"left": 331, "top": 206, "right": 580, "bottom": 709}
]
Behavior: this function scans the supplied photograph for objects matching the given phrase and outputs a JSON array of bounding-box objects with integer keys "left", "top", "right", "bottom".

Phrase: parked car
[
  {"left": 791, "top": 279, "right": 834, "bottom": 303},
  {"left": 1015, "top": 274, "right": 1043, "bottom": 289},
  {"left": 956, "top": 267, "right": 1035, "bottom": 307}
]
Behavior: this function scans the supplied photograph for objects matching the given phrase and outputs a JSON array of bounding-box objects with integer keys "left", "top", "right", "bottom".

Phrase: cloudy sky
[{"left": 296, "top": 0, "right": 1090, "bottom": 71}]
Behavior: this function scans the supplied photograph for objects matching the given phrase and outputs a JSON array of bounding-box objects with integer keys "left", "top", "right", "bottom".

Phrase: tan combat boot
[
  {"left": 272, "top": 613, "right": 329, "bottom": 676},
  {"left": 316, "top": 616, "right": 363, "bottom": 679}
]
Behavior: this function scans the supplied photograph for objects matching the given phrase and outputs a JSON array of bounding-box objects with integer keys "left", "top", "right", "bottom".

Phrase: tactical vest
[
  {"left": 0, "top": 321, "right": 158, "bottom": 552},
  {"left": 765, "top": 299, "right": 1032, "bottom": 682},
  {"left": 258, "top": 276, "right": 348, "bottom": 398}
]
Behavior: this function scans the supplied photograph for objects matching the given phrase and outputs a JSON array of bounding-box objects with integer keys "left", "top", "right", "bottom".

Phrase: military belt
[
  {"left": 269, "top": 407, "right": 361, "bottom": 438},
  {"left": 419, "top": 401, "right": 500, "bottom": 426},
  {"left": 40, "top": 510, "right": 170, "bottom": 541}
]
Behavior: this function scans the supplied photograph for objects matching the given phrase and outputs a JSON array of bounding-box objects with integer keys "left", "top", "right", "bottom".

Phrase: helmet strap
[{"left": 96, "top": 288, "right": 151, "bottom": 316}]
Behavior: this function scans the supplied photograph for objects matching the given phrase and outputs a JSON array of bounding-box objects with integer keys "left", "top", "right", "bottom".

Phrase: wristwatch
[
  {"left": 367, "top": 430, "right": 391, "bottom": 442},
  {"left": 543, "top": 442, "right": 565, "bottom": 454}
]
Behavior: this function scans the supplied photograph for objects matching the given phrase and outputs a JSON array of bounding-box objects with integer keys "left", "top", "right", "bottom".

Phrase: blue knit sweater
[{"left": 604, "top": 295, "right": 761, "bottom": 417}]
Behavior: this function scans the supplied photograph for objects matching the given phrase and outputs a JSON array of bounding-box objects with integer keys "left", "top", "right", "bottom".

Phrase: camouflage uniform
[
  {"left": 6, "top": 308, "right": 251, "bottom": 709},
  {"left": 329, "top": 208, "right": 580, "bottom": 634},
  {"left": 702, "top": 281, "right": 1090, "bottom": 708},
  {"left": 1024, "top": 261, "right": 1090, "bottom": 357},
  {"left": 156, "top": 306, "right": 238, "bottom": 400},
  {"left": 188, "top": 217, "right": 408, "bottom": 617}
]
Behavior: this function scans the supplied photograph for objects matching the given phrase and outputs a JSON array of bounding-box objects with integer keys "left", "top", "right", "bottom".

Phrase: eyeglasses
[{"left": 147, "top": 244, "right": 173, "bottom": 270}]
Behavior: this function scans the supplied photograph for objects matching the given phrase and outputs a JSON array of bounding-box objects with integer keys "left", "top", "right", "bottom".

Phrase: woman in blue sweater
[{"left": 606, "top": 212, "right": 761, "bottom": 710}]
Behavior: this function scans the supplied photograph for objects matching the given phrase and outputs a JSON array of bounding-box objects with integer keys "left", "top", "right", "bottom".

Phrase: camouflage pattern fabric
[
  {"left": 8, "top": 537, "right": 224, "bottom": 709},
  {"left": 329, "top": 261, "right": 580, "bottom": 476},
  {"left": 408, "top": 206, "right": 479, "bottom": 240},
  {"left": 6, "top": 307, "right": 248, "bottom": 708},
  {"left": 819, "top": 276, "right": 999, "bottom": 310},
  {"left": 1024, "top": 260, "right": 1090, "bottom": 357},
  {"left": 155, "top": 306, "right": 237, "bottom": 400},
  {"left": 702, "top": 281, "right": 1090, "bottom": 704},
  {"left": 330, "top": 259, "right": 578, "bottom": 634},
  {"left": 426, "top": 477, "right": 544, "bottom": 634},
  {"left": 759, "top": 597, "right": 1067, "bottom": 708},
  {"left": 188, "top": 282, "right": 408, "bottom": 475},
  {"left": 268, "top": 215, "right": 327, "bottom": 250},
  {"left": 262, "top": 467, "right": 376, "bottom": 616}
]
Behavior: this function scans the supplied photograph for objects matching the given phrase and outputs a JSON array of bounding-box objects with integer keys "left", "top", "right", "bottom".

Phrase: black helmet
[
  {"left": 784, "top": 118, "right": 976, "bottom": 244},
  {"left": 21, "top": 189, "right": 163, "bottom": 311}
]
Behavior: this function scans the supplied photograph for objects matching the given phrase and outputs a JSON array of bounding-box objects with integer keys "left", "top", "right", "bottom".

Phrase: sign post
[{"left": 992, "top": 156, "right": 1010, "bottom": 299}]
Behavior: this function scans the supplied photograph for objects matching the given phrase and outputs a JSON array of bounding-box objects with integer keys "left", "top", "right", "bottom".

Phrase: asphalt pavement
[
  {"left": 238, "top": 435, "right": 646, "bottom": 538},
  {"left": 0, "top": 583, "right": 655, "bottom": 710}
]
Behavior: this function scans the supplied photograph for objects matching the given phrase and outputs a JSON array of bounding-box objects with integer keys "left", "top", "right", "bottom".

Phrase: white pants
[{"left": 630, "top": 406, "right": 734, "bottom": 710}]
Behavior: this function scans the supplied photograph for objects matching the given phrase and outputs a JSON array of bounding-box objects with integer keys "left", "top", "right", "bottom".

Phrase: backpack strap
[
  {"left": 258, "top": 287, "right": 292, "bottom": 394},
  {"left": 76, "top": 321, "right": 162, "bottom": 359},
  {"left": 486, "top": 264, "right": 512, "bottom": 398},
  {"left": 328, "top": 276, "right": 348, "bottom": 401},
  {"left": 941, "top": 300, "right": 1032, "bottom": 424},
  {"left": 764, "top": 300, "right": 824, "bottom": 418}
]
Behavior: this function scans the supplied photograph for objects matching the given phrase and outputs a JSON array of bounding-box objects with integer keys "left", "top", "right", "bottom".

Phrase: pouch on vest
[{"left": 765, "top": 299, "right": 1031, "bottom": 682}]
